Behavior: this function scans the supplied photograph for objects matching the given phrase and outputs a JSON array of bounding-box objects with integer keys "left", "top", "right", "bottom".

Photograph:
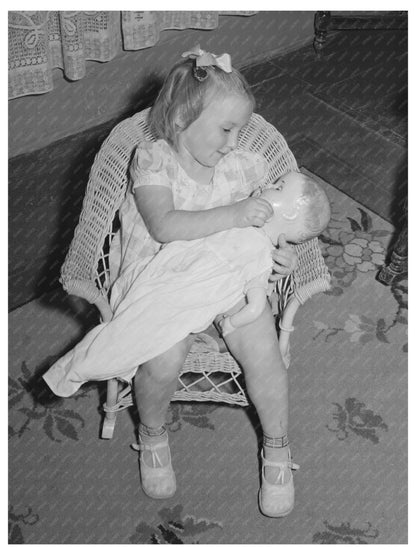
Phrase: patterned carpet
[{"left": 8, "top": 171, "right": 407, "bottom": 544}]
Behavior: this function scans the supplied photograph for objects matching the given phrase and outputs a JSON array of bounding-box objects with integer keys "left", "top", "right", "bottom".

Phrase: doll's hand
[
  {"left": 269, "top": 234, "right": 298, "bottom": 282},
  {"left": 218, "top": 315, "right": 236, "bottom": 337},
  {"left": 232, "top": 198, "right": 273, "bottom": 228}
]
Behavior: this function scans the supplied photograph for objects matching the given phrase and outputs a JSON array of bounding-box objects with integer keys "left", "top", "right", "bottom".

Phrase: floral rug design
[
  {"left": 327, "top": 397, "right": 388, "bottom": 444},
  {"left": 129, "top": 505, "right": 223, "bottom": 544},
  {"left": 312, "top": 520, "right": 380, "bottom": 544},
  {"left": 8, "top": 171, "right": 407, "bottom": 543},
  {"left": 321, "top": 203, "right": 394, "bottom": 294}
]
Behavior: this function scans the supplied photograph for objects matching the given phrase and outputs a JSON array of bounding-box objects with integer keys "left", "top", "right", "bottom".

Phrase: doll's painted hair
[
  {"left": 149, "top": 58, "right": 255, "bottom": 148},
  {"left": 294, "top": 174, "right": 331, "bottom": 242}
]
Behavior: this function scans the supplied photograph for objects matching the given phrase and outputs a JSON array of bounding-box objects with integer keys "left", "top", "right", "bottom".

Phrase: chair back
[{"left": 61, "top": 108, "right": 299, "bottom": 300}]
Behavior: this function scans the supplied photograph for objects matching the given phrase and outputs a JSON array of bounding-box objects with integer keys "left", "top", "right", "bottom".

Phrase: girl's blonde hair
[{"left": 149, "top": 58, "right": 255, "bottom": 148}]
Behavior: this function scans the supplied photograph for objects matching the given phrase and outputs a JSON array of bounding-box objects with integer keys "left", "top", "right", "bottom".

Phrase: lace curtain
[{"left": 8, "top": 11, "right": 255, "bottom": 100}]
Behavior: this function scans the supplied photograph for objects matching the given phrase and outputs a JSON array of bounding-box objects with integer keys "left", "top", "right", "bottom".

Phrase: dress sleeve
[
  {"left": 129, "top": 140, "right": 177, "bottom": 191},
  {"left": 236, "top": 150, "right": 269, "bottom": 194}
]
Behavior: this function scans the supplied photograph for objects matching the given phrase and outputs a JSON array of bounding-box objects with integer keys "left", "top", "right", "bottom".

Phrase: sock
[
  {"left": 138, "top": 423, "right": 168, "bottom": 467},
  {"left": 263, "top": 433, "right": 289, "bottom": 449},
  {"left": 139, "top": 423, "right": 166, "bottom": 439},
  {"left": 263, "top": 433, "right": 290, "bottom": 484}
]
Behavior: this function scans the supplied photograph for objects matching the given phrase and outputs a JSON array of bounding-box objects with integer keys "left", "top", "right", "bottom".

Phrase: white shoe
[
  {"left": 258, "top": 449, "right": 299, "bottom": 517},
  {"left": 131, "top": 433, "right": 176, "bottom": 499}
]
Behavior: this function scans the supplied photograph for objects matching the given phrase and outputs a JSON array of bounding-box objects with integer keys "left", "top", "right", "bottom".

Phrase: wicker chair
[{"left": 60, "top": 107, "right": 331, "bottom": 439}]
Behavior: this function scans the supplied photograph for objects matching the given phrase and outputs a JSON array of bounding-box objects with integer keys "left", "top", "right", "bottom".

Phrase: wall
[
  {"left": 10, "top": 12, "right": 314, "bottom": 157},
  {"left": 9, "top": 11, "right": 315, "bottom": 308}
]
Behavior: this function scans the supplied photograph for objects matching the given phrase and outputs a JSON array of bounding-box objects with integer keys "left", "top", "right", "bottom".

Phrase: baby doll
[
  {"left": 218, "top": 170, "right": 331, "bottom": 335},
  {"left": 43, "top": 170, "right": 330, "bottom": 398}
]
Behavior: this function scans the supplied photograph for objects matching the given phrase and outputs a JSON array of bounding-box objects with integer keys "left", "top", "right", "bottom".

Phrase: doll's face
[
  {"left": 260, "top": 172, "right": 308, "bottom": 244},
  {"left": 261, "top": 172, "right": 305, "bottom": 216}
]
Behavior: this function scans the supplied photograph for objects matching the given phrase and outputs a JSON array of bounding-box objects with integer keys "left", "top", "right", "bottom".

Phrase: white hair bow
[{"left": 181, "top": 44, "right": 232, "bottom": 74}]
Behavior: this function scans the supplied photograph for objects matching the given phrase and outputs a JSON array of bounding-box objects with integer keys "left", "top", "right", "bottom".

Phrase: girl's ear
[{"left": 174, "top": 110, "right": 186, "bottom": 130}]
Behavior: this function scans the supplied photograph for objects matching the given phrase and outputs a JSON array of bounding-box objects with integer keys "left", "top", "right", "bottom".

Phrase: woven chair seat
[{"left": 60, "top": 107, "right": 331, "bottom": 435}]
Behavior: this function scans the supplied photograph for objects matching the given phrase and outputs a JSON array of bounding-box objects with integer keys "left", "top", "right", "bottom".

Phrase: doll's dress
[
  {"left": 43, "top": 227, "right": 273, "bottom": 397},
  {"left": 43, "top": 140, "right": 269, "bottom": 397}
]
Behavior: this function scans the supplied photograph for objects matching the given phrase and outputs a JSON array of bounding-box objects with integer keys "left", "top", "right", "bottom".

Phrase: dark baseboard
[{"left": 8, "top": 115, "right": 129, "bottom": 311}]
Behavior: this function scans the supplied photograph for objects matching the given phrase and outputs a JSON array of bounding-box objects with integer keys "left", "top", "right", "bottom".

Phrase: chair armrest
[
  {"left": 61, "top": 278, "right": 113, "bottom": 323},
  {"left": 292, "top": 237, "right": 331, "bottom": 304}
]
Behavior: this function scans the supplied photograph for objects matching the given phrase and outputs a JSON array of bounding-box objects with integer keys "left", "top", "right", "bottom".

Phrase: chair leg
[
  {"left": 313, "top": 11, "right": 331, "bottom": 57},
  {"left": 102, "top": 378, "right": 119, "bottom": 439}
]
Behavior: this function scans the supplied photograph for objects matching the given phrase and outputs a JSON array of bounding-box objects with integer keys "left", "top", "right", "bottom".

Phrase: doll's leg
[{"left": 218, "top": 287, "right": 267, "bottom": 335}]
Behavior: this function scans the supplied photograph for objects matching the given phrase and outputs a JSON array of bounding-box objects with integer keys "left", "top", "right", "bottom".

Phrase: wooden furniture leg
[
  {"left": 102, "top": 378, "right": 119, "bottom": 439},
  {"left": 313, "top": 11, "right": 407, "bottom": 57},
  {"left": 377, "top": 222, "right": 408, "bottom": 285},
  {"left": 313, "top": 11, "right": 331, "bottom": 57}
]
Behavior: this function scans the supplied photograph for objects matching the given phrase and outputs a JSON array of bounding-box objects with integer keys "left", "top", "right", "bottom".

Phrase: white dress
[
  {"left": 43, "top": 227, "right": 273, "bottom": 397},
  {"left": 43, "top": 139, "right": 269, "bottom": 397}
]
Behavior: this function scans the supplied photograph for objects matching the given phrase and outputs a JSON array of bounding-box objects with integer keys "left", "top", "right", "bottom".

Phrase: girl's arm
[{"left": 134, "top": 185, "right": 273, "bottom": 243}]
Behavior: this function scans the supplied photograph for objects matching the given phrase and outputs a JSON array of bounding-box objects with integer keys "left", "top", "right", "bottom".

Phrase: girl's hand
[
  {"left": 232, "top": 197, "right": 273, "bottom": 228},
  {"left": 269, "top": 234, "right": 298, "bottom": 282}
]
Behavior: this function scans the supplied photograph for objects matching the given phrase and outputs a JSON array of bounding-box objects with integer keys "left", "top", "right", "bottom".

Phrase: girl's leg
[
  {"left": 217, "top": 300, "right": 289, "bottom": 480},
  {"left": 132, "top": 335, "right": 194, "bottom": 498},
  {"left": 218, "top": 300, "right": 298, "bottom": 517},
  {"left": 135, "top": 335, "right": 194, "bottom": 425},
  {"left": 219, "top": 301, "right": 297, "bottom": 516},
  {"left": 134, "top": 334, "right": 194, "bottom": 461}
]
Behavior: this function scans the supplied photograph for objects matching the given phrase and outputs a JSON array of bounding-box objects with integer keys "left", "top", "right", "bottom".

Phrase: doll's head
[
  {"left": 149, "top": 46, "right": 255, "bottom": 150},
  {"left": 261, "top": 171, "right": 331, "bottom": 245}
]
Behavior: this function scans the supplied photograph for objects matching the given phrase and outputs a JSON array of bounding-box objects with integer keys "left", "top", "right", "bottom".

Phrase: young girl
[{"left": 44, "top": 46, "right": 300, "bottom": 518}]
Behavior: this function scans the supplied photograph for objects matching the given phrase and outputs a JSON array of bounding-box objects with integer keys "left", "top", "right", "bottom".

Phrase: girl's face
[{"left": 176, "top": 94, "right": 253, "bottom": 170}]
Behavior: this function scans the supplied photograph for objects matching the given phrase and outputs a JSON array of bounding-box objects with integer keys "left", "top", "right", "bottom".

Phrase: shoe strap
[
  {"left": 262, "top": 458, "right": 300, "bottom": 472},
  {"left": 131, "top": 439, "right": 170, "bottom": 468},
  {"left": 261, "top": 453, "right": 300, "bottom": 486},
  {"left": 261, "top": 449, "right": 300, "bottom": 471}
]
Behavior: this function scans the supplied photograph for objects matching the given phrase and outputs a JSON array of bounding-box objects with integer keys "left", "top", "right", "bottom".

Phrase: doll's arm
[{"left": 218, "top": 286, "right": 268, "bottom": 336}]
